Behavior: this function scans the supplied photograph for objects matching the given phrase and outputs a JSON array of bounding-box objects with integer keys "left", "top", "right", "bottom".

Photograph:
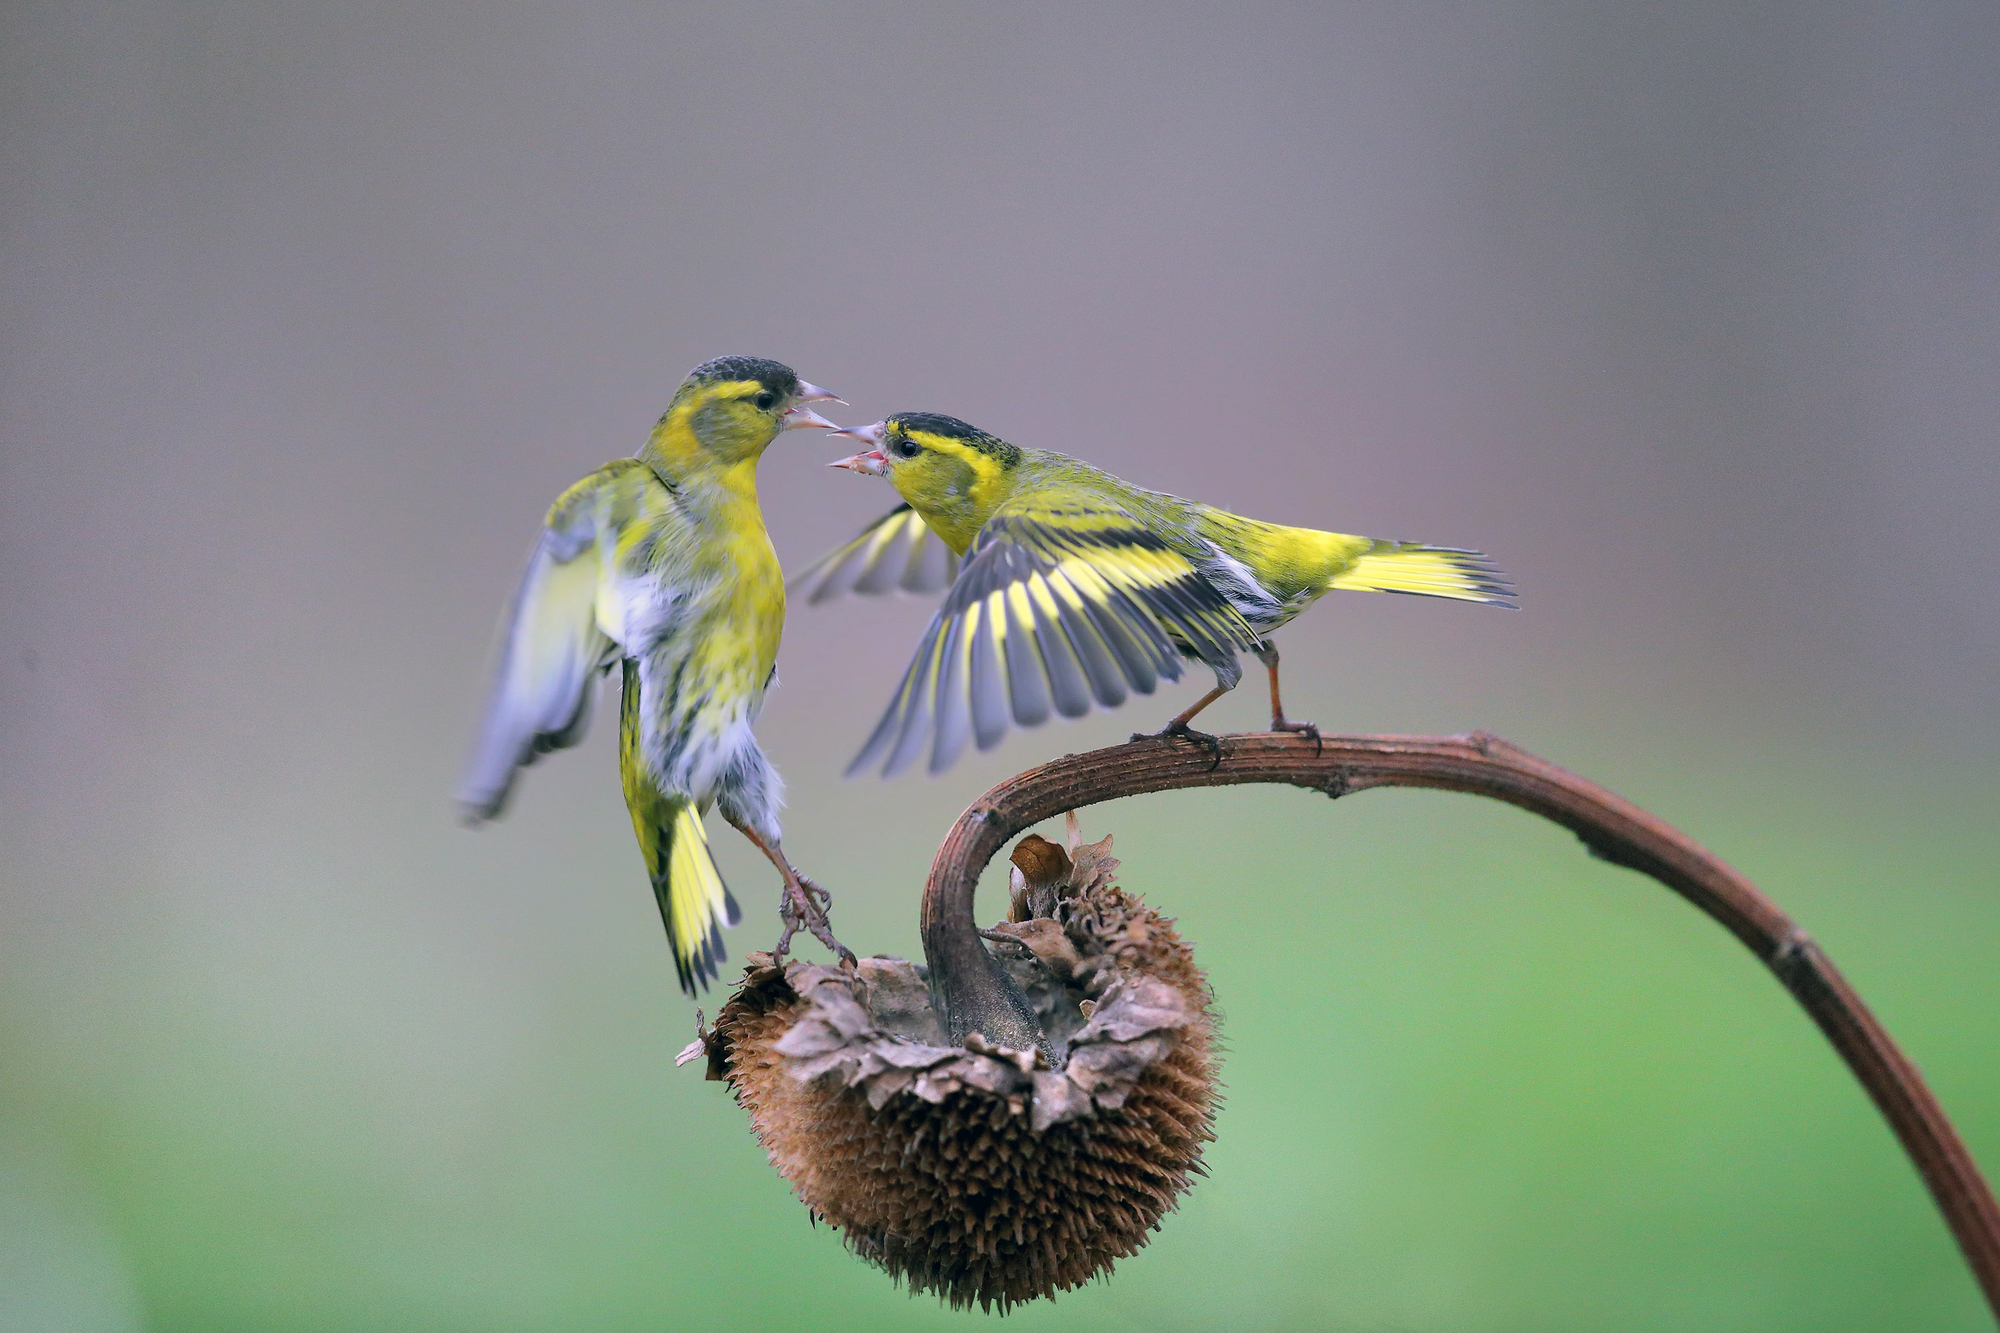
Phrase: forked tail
[{"left": 1326, "top": 539, "right": 1516, "bottom": 606}]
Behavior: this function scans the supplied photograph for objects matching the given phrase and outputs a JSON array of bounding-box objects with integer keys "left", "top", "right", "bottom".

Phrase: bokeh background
[{"left": 5, "top": 3, "right": 1998, "bottom": 1329}]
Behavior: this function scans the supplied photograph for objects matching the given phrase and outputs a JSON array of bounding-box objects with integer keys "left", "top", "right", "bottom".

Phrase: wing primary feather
[
  {"left": 796, "top": 522, "right": 880, "bottom": 604},
  {"left": 846, "top": 620, "right": 935, "bottom": 776},
  {"left": 802, "top": 544, "right": 866, "bottom": 605},
  {"left": 928, "top": 613, "right": 973, "bottom": 774},
  {"left": 1029, "top": 591, "right": 1093, "bottom": 719},
  {"left": 528, "top": 681, "right": 592, "bottom": 761},
  {"left": 1082, "top": 586, "right": 1166, "bottom": 694},
  {"left": 1051, "top": 576, "right": 1128, "bottom": 708},
  {"left": 966, "top": 599, "right": 1011, "bottom": 751},
  {"left": 847, "top": 501, "right": 1275, "bottom": 774},
  {"left": 903, "top": 529, "right": 958, "bottom": 593},
  {"left": 845, "top": 698, "right": 900, "bottom": 776},
  {"left": 459, "top": 524, "right": 612, "bottom": 821},
  {"left": 796, "top": 504, "right": 928, "bottom": 604},
  {"left": 892, "top": 523, "right": 931, "bottom": 592},
  {"left": 1149, "top": 581, "right": 1239, "bottom": 668},
  {"left": 895, "top": 514, "right": 957, "bottom": 593},
  {"left": 850, "top": 513, "right": 915, "bottom": 595},
  {"left": 1140, "top": 573, "right": 1241, "bottom": 667},
  {"left": 883, "top": 617, "right": 948, "bottom": 777},
  {"left": 1052, "top": 553, "right": 1177, "bottom": 686},
  {"left": 1002, "top": 584, "right": 1052, "bottom": 728}
]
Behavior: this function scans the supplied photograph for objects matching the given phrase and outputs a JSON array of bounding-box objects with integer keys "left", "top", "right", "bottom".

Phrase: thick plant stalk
[{"left": 921, "top": 730, "right": 2000, "bottom": 1320}]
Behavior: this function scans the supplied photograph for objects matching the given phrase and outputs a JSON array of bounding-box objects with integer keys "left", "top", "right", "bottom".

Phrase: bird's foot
[
  {"left": 1271, "top": 716, "right": 1324, "bottom": 757},
  {"left": 776, "top": 874, "right": 858, "bottom": 970},
  {"left": 772, "top": 908, "right": 800, "bottom": 963},
  {"left": 1133, "top": 720, "right": 1224, "bottom": 771}
]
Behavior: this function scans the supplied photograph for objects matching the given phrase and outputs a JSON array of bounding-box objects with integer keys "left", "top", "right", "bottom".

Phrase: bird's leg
[
  {"left": 1133, "top": 684, "right": 1231, "bottom": 768},
  {"left": 1256, "top": 643, "right": 1321, "bottom": 754},
  {"left": 724, "top": 817, "right": 857, "bottom": 969}
]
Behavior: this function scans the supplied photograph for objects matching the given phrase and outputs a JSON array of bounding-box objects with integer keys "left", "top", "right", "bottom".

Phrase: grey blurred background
[{"left": 4, "top": 3, "right": 1997, "bottom": 1330}]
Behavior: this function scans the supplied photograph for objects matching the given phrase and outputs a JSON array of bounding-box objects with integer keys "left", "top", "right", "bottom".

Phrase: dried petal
[{"left": 706, "top": 817, "right": 1219, "bottom": 1312}]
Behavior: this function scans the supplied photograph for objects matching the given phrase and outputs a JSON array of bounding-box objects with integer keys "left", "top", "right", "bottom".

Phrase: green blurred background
[{"left": 4, "top": 3, "right": 1997, "bottom": 1329}]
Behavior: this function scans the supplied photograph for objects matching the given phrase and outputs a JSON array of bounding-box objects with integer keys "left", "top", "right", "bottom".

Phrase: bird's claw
[
  {"left": 1271, "top": 717, "right": 1324, "bottom": 757},
  {"left": 1135, "top": 720, "right": 1224, "bottom": 771},
  {"left": 775, "top": 875, "right": 858, "bottom": 970},
  {"left": 773, "top": 910, "right": 800, "bottom": 963}
]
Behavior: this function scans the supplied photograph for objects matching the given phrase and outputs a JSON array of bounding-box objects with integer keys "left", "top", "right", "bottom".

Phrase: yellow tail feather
[
  {"left": 621, "top": 659, "right": 739, "bottom": 994},
  {"left": 1325, "top": 541, "right": 1516, "bottom": 606},
  {"left": 659, "top": 802, "right": 738, "bottom": 994}
]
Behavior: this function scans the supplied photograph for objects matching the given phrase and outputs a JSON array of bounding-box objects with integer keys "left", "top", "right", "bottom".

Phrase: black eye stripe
[{"left": 883, "top": 414, "right": 1020, "bottom": 465}]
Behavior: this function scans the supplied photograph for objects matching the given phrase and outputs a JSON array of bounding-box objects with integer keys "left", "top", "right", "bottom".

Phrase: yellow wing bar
[{"left": 849, "top": 504, "right": 1259, "bottom": 776}]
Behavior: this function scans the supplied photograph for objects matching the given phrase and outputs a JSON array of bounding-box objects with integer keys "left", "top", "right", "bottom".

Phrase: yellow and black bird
[
  {"left": 459, "top": 356, "right": 851, "bottom": 992},
  {"left": 802, "top": 412, "right": 1513, "bottom": 776}
]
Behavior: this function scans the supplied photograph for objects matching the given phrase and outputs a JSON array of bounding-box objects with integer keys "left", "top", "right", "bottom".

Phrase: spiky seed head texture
[{"left": 707, "top": 828, "right": 1219, "bottom": 1312}]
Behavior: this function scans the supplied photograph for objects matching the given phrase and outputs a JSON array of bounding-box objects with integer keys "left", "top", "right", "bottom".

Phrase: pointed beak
[
  {"left": 779, "top": 404, "right": 841, "bottom": 432},
  {"left": 828, "top": 421, "right": 887, "bottom": 447},
  {"left": 793, "top": 379, "right": 846, "bottom": 406},
  {"left": 828, "top": 448, "right": 888, "bottom": 476},
  {"left": 826, "top": 420, "right": 890, "bottom": 475}
]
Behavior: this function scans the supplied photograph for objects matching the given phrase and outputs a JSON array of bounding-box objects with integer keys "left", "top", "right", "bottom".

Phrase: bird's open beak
[
  {"left": 780, "top": 404, "right": 841, "bottom": 432},
  {"left": 794, "top": 379, "right": 846, "bottom": 406},
  {"left": 829, "top": 448, "right": 888, "bottom": 475},
  {"left": 827, "top": 421, "right": 889, "bottom": 475}
]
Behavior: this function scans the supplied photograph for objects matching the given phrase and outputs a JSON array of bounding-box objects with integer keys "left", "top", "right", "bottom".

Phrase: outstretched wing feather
[
  {"left": 849, "top": 498, "right": 1260, "bottom": 776},
  {"left": 928, "top": 613, "right": 974, "bottom": 774},
  {"left": 793, "top": 504, "right": 961, "bottom": 604},
  {"left": 967, "top": 599, "right": 1010, "bottom": 752},
  {"left": 1026, "top": 588, "right": 1094, "bottom": 719},
  {"left": 1002, "top": 584, "right": 1053, "bottom": 728},
  {"left": 458, "top": 511, "right": 615, "bottom": 821}
]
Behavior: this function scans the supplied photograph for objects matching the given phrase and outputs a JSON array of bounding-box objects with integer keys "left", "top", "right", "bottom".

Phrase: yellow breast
[{"left": 697, "top": 486, "right": 786, "bottom": 691}]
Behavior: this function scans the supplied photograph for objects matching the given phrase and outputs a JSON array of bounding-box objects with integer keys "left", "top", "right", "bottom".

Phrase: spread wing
[
  {"left": 457, "top": 476, "right": 617, "bottom": 820},
  {"left": 791, "top": 504, "right": 959, "bottom": 604},
  {"left": 849, "top": 496, "right": 1259, "bottom": 776}
]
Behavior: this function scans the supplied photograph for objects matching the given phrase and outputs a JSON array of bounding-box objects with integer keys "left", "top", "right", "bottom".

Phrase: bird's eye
[
  {"left": 753, "top": 390, "right": 777, "bottom": 411},
  {"left": 890, "top": 434, "right": 919, "bottom": 458}
]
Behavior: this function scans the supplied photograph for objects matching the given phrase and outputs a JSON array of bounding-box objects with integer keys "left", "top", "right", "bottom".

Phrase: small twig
[{"left": 920, "top": 730, "right": 2000, "bottom": 1319}]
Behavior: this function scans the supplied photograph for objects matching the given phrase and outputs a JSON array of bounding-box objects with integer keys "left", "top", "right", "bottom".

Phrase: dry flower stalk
[
  {"left": 920, "top": 729, "right": 2000, "bottom": 1322},
  {"left": 705, "top": 818, "right": 1219, "bottom": 1312}
]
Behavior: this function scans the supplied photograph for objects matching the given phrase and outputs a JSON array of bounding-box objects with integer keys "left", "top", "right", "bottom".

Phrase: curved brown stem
[{"left": 921, "top": 730, "right": 2000, "bottom": 1319}]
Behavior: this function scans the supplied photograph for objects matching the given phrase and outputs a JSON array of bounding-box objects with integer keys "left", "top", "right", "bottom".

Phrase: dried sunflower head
[{"left": 704, "top": 821, "right": 1220, "bottom": 1312}]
